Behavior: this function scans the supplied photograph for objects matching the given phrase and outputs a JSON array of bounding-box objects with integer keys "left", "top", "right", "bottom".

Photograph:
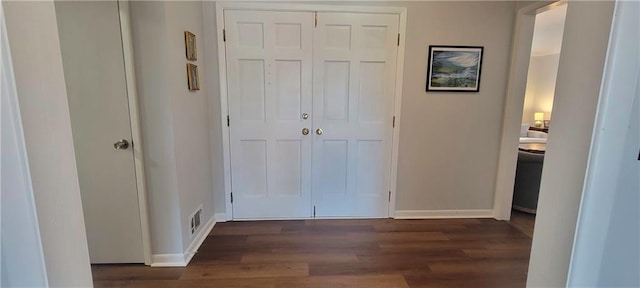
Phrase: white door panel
[
  {"left": 225, "top": 10, "right": 313, "bottom": 219},
  {"left": 225, "top": 10, "right": 398, "bottom": 219},
  {"left": 312, "top": 13, "right": 399, "bottom": 217},
  {"left": 55, "top": 1, "right": 144, "bottom": 263}
]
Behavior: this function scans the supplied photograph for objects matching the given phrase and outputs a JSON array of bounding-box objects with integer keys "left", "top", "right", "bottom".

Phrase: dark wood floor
[{"left": 93, "top": 217, "right": 534, "bottom": 288}]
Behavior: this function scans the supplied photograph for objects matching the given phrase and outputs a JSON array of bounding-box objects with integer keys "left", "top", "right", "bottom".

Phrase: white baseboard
[
  {"left": 150, "top": 253, "right": 187, "bottom": 267},
  {"left": 183, "top": 215, "right": 216, "bottom": 264},
  {"left": 394, "top": 209, "right": 495, "bottom": 219},
  {"left": 150, "top": 215, "right": 216, "bottom": 267},
  {"left": 214, "top": 213, "right": 227, "bottom": 222}
]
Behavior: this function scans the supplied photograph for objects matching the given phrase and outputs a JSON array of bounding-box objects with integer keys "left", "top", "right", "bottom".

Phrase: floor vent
[{"left": 190, "top": 207, "right": 202, "bottom": 236}]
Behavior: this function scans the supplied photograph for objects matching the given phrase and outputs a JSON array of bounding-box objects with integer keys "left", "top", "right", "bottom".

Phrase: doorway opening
[{"left": 509, "top": 2, "right": 567, "bottom": 236}]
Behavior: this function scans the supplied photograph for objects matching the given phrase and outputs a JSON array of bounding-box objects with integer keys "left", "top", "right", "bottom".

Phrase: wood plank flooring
[{"left": 93, "top": 218, "right": 533, "bottom": 288}]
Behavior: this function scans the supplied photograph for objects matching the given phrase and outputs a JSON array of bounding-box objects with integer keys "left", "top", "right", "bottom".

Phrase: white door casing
[
  {"left": 217, "top": 4, "right": 406, "bottom": 220},
  {"left": 55, "top": 1, "right": 144, "bottom": 263},
  {"left": 312, "top": 12, "right": 399, "bottom": 217},
  {"left": 225, "top": 10, "right": 314, "bottom": 219}
]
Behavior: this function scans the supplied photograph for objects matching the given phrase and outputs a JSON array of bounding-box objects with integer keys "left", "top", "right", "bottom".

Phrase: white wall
[
  {"left": 205, "top": 1, "right": 517, "bottom": 216},
  {"left": 590, "top": 86, "right": 639, "bottom": 286},
  {"left": 526, "top": 1, "right": 615, "bottom": 286},
  {"left": 129, "top": 1, "right": 184, "bottom": 255},
  {"left": 164, "top": 1, "right": 215, "bottom": 251},
  {"left": 522, "top": 53, "right": 560, "bottom": 124},
  {"left": 130, "top": 1, "right": 215, "bottom": 256},
  {"left": 1, "top": 7, "right": 47, "bottom": 286},
  {"left": 394, "top": 1, "right": 515, "bottom": 211},
  {"left": 522, "top": 3, "right": 566, "bottom": 125},
  {"left": 2, "top": 1, "right": 93, "bottom": 286},
  {"left": 568, "top": 0, "right": 640, "bottom": 286}
]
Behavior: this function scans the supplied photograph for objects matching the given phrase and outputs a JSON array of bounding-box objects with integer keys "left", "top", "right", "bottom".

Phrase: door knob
[
  {"left": 316, "top": 128, "right": 323, "bottom": 135},
  {"left": 302, "top": 113, "right": 309, "bottom": 120},
  {"left": 302, "top": 128, "right": 310, "bottom": 135},
  {"left": 113, "top": 139, "right": 130, "bottom": 150}
]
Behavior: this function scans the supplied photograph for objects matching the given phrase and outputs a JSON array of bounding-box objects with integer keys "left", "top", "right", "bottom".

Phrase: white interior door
[
  {"left": 55, "top": 1, "right": 144, "bottom": 263},
  {"left": 312, "top": 12, "right": 399, "bottom": 217},
  {"left": 225, "top": 10, "right": 314, "bottom": 219}
]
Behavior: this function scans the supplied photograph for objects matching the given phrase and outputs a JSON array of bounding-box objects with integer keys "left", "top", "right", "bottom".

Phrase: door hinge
[
  {"left": 392, "top": 116, "right": 396, "bottom": 128},
  {"left": 313, "top": 205, "right": 316, "bottom": 218},
  {"left": 223, "top": 28, "right": 226, "bottom": 42},
  {"left": 314, "top": 11, "right": 318, "bottom": 28},
  {"left": 397, "top": 33, "right": 400, "bottom": 46},
  {"left": 230, "top": 192, "right": 233, "bottom": 203},
  {"left": 388, "top": 191, "right": 391, "bottom": 202},
  {"left": 227, "top": 115, "right": 230, "bottom": 127}
]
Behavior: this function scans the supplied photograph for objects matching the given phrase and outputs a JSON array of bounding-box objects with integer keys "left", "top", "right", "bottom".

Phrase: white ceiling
[{"left": 531, "top": 4, "right": 568, "bottom": 56}]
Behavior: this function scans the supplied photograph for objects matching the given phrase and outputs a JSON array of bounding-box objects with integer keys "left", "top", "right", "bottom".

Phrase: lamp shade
[{"left": 534, "top": 112, "right": 544, "bottom": 121}]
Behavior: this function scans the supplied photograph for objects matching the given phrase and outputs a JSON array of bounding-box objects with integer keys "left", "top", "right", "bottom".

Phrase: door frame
[
  {"left": 215, "top": 2, "right": 408, "bottom": 220},
  {"left": 492, "top": 0, "right": 562, "bottom": 220},
  {"left": 116, "top": 0, "right": 152, "bottom": 265}
]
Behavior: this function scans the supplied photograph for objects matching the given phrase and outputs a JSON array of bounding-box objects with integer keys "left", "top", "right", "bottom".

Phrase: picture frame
[
  {"left": 187, "top": 63, "right": 200, "bottom": 91},
  {"left": 185, "top": 31, "right": 197, "bottom": 60},
  {"left": 426, "top": 45, "right": 484, "bottom": 92}
]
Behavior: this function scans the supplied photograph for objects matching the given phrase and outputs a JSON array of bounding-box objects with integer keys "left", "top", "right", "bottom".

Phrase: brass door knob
[
  {"left": 302, "top": 128, "right": 310, "bottom": 135},
  {"left": 316, "top": 128, "right": 323, "bottom": 135}
]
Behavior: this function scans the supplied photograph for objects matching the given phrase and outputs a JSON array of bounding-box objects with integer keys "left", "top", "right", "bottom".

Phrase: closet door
[
  {"left": 225, "top": 10, "right": 313, "bottom": 218},
  {"left": 312, "top": 13, "right": 399, "bottom": 217},
  {"left": 55, "top": 1, "right": 144, "bottom": 263}
]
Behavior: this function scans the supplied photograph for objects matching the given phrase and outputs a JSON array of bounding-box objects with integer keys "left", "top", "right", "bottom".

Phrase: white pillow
[
  {"left": 520, "top": 124, "right": 530, "bottom": 137},
  {"left": 527, "top": 130, "right": 548, "bottom": 138},
  {"left": 520, "top": 137, "right": 547, "bottom": 144}
]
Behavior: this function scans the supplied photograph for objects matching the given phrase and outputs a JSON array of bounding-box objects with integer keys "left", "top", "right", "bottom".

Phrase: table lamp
[{"left": 534, "top": 112, "right": 544, "bottom": 127}]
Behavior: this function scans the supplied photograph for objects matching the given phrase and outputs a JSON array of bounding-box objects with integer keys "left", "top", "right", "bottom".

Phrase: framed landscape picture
[{"left": 426, "top": 46, "right": 484, "bottom": 92}]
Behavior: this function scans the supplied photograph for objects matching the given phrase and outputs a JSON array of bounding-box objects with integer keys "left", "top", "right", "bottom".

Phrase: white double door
[{"left": 225, "top": 10, "right": 399, "bottom": 219}]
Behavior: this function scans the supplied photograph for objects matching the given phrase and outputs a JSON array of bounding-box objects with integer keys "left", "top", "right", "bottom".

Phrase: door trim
[
  {"left": 215, "top": 2, "right": 408, "bottom": 220},
  {"left": 117, "top": 0, "right": 152, "bottom": 265}
]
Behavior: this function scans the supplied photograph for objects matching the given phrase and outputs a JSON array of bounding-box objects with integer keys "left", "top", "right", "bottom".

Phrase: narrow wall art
[
  {"left": 185, "top": 31, "right": 197, "bottom": 60},
  {"left": 187, "top": 63, "right": 199, "bottom": 91}
]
